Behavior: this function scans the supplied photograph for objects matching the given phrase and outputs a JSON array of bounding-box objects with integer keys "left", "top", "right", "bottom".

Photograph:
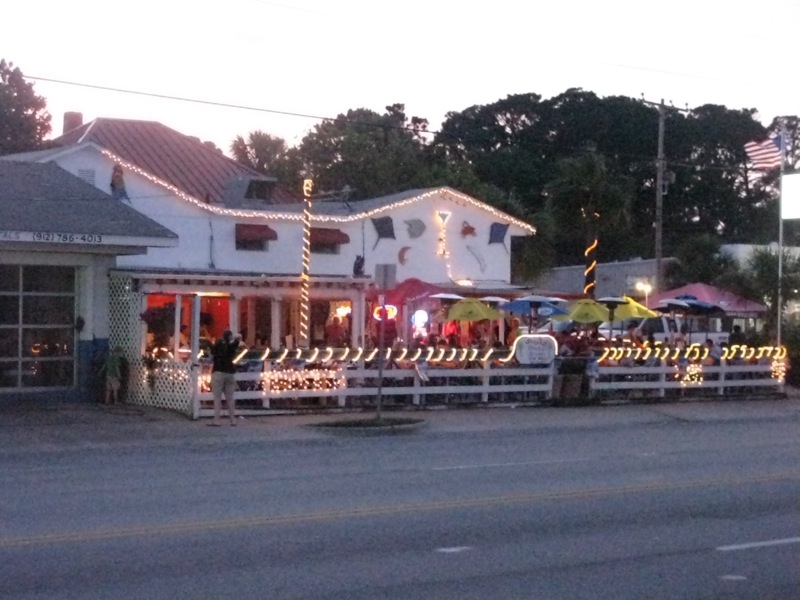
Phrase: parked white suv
[{"left": 600, "top": 316, "right": 729, "bottom": 345}]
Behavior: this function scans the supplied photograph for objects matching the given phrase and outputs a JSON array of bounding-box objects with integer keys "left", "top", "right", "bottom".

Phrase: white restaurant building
[{"left": 2, "top": 115, "right": 535, "bottom": 409}]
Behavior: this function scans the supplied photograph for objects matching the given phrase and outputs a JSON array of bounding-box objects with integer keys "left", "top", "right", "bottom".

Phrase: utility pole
[
  {"left": 642, "top": 98, "right": 690, "bottom": 293},
  {"left": 655, "top": 100, "right": 666, "bottom": 293}
]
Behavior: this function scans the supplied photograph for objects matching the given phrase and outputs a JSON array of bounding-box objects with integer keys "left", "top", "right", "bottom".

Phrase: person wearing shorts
[{"left": 209, "top": 330, "right": 240, "bottom": 426}]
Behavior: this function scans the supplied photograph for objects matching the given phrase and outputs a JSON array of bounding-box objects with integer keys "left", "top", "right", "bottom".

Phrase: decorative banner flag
[
  {"left": 744, "top": 134, "right": 783, "bottom": 170},
  {"left": 371, "top": 216, "right": 396, "bottom": 249},
  {"left": 405, "top": 219, "right": 426, "bottom": 239},
  {"left": 489, "top": 222, "right": 510, "bottom": 253}
]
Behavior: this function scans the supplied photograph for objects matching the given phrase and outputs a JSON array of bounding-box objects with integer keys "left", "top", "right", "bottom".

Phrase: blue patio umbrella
[{"left": 500, "top": 298, "right": 569, "bottom": 332}]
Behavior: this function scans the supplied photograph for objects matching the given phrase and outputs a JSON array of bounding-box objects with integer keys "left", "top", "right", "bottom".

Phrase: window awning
[
  {"left": 310, "top": 227, "right": 350, "bottom": 245},
  {"left": 235, "top": 223, "right": 278, "bottom": 242}
]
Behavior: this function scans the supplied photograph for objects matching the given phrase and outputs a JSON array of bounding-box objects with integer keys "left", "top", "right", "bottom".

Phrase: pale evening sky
[{"left": 3, "top": 0, "right": 798, "bottom": 155}]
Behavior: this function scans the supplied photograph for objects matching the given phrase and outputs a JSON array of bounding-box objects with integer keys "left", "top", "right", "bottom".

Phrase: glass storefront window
[
  {"left": 23, "top": 296, "right": 74, "bottom": 326},
  {"left": 0, "top": 362, "right": 20, "bottom": 388},
  {"left": 21, "top": 359, "right": 74, "bottom": 388},
  {"left": 0, "top": 265, "right": 76, "bottom": 390},
  {"left": 0, "top": 296, "right": 19, "bottom": 325},
  {"left": 0, "top": 330, "right": 19, "bottom": 358},
  {"left": 22, "top": 328, "right": 73, "bottom": 358},
  {"left": 23, "top": 266, "right": 74, "bottom": 293},
  {"left": 0, "top": 265, "right": 19, "bottom": 292}
]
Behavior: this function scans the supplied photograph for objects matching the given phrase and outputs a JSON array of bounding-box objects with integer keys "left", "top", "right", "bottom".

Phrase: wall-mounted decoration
[
  {"left": 405, "top": 219, "right": 426, "bottom": 239},
  {"left": 489, "top": 222, "right": 510, "bottom": 253},
  {"left": 353, "top": 255, "right": 365, "bottom": 277},
  {"left": 371, "top": 216, "right": 396, "bottom": 250},
  {"left": 467, "top": 245, "right": 487, "bottom": 272},
  {"left": 436, "top": 211, "right": 451, "bottom": 256},
  {"left": 110, "top": 164, "right": 130, "bottom": 202},
  {"left": 461, "top": 221, "right": 477, "bottom": 238},
  {"left": 398, "top": 246, "right": 411, "bottom": 265}
]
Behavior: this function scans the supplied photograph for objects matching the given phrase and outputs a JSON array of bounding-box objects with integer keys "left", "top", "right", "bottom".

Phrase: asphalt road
[{"left": 0, "top": 400, "right": 798, "bottom": 599}]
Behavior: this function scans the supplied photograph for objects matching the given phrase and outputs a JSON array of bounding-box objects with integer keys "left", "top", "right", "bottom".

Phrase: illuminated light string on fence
[
  {"left": 594, "top": 344, "right": 786, "bottom": 364},
  {"left": 98, "top": 149, "right": 536, "bottom": 232},
  {"left": 146, "top": 343, "right": 786, "bottom": 370}
]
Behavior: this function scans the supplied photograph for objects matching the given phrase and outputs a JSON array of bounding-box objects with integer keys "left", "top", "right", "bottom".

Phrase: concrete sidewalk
[{"left": 1, "top": 396, "right": 798, "bottom": 455}]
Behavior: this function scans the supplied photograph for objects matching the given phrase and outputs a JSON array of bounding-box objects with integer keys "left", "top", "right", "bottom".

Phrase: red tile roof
[{"left": 52, "top": 118, "right": 300, "bottom": 205}]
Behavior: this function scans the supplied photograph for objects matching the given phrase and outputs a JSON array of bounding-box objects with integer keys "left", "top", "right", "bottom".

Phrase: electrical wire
[{"left": 25, "top": 75, "right": 774, "bottom": 173}]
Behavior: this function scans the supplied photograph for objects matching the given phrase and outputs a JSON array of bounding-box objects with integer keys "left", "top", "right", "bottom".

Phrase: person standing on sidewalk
[
  {"left": 209, "top": 330, "right": 241, "bottom": 426},
  {"left": 99, "top": 346, "right": 124, "bottom": 405}
]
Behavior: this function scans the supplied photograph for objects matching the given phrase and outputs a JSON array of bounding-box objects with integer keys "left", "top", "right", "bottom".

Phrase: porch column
[
  {"left": 354, "top": 288, "right": 366, "bottom": 347},
  {"left": 270, "top": 297, "right": 281, "bottom": 349},
  {"left": 190, "top": 294, "right": 201, "bottom": 420},
  {"left": 229, "top": 295, "right": 239, "bottom": 338},
  {"left": 172, "top": 294, "right": 182, "bottom": 356},
  {"left": 190, "top": 295, "right": 200, "bottom": 358},
  {"left": 245, "top": 297, "right": 256, "bottom": 346}
]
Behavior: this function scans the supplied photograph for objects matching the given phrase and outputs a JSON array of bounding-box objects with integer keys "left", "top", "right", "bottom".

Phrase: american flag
[{"left": 744, "top": 134, "right": 784, "bottom": 170}]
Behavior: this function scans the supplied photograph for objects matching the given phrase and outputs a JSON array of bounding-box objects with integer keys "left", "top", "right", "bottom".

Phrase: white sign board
[{"left": 512, "top": 334, "right": 557, "bottom": 365}]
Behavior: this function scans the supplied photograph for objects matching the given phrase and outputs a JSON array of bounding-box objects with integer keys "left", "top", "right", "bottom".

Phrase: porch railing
[{"left": 188, "top": 358, "right": 784, "bottom": 418}]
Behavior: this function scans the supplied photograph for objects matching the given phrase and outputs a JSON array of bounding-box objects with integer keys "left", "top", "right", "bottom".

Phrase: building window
[
  {"left": 245, "top": 179, "right": 274, "bottom": 202},
  {"left": 0, "top": 265, "right": 76, "bottom": 390},
  {"left": 309, "top": 228, "right": 349, "bottom": 255},
  {"left": 310, "top": 241, "right": 340, "bottom": 255},
  {"left": 235, "top": 223, "right": 277, "bottom": 252},
  {"left": 236, "top": 238, "right": 268, "bottom": 252}
]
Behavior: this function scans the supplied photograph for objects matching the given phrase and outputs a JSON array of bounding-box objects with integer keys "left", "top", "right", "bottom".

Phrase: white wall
[{"left": 53, "top": 149, "right": 531, "bottom": 284}]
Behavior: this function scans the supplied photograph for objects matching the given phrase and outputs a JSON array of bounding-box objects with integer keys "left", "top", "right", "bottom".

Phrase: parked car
[{"left": 600, "top": 316, "right": 729, "bottom": 345}]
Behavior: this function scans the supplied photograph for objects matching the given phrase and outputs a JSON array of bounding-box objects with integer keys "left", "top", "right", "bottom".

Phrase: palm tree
[{"left": 544, "top": 147, "right": 635, "bottom": 275}]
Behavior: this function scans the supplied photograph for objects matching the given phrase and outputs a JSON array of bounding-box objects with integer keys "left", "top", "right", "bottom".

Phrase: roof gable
[
  {"left": 286, "top": 187, "right": 537, "bottom": 233},
  {"left": 0, "top": 161, "right": 177, "bottom": 241},
  {"left": 50, "top": 118, "right": 299, "bottom": 205}
]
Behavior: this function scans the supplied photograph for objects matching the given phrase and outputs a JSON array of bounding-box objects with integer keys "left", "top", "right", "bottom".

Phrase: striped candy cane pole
[{"left": 299, "top": 179, "right": 313, "bottom": 347}]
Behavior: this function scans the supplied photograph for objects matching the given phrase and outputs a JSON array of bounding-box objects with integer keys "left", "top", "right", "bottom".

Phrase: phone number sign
[{"left": 0, "top": 230, "right": 104, "bottom": 244}]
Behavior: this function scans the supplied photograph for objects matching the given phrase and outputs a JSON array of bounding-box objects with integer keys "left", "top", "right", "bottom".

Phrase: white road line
[
  {"left": 719, "top": 575, "right": 748, "bottom": 581},
  {"left": 436, "top": 546, "right": 472, "bottom": 553},
  {"left": 432, "top": 458, "right": 589, "bottom": 471},
  {"left": 716, "top": 536, "right": 800, "bottom": 552}
]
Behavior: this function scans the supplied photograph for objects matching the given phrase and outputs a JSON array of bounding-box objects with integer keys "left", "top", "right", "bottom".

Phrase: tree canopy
[
  {"left": 0, "top": 59, "right": 51, "bottom": 155},
  {"left": 230, "top": 89, "right": 796, "bottom": 277}
]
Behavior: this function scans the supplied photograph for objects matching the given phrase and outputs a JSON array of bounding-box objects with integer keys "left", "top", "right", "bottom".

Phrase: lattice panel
[{"left": 108, "top": 275, "right": 193, "bottom": 415}]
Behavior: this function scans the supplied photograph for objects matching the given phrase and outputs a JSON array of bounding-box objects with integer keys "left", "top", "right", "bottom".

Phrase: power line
[
  {"left": 25, "top": 74, "right": 761, "bottom": 173},
  {"left": 27, "top": 75, "right": 336, "bottom": 123}
]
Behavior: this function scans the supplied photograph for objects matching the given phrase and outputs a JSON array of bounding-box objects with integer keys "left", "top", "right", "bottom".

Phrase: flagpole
[{"left": 777, "top": 152, "right": 785, "bottom": 347}]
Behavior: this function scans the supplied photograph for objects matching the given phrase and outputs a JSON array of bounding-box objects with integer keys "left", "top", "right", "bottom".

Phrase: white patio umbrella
[{"left": 428, "top": 293, "right": 465, "bottom": 300}]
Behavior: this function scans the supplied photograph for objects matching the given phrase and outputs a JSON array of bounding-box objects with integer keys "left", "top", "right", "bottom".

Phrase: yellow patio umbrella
[
  {"left": 559, "top": 298, "right": 610, "bottom": 324},
  {"left": 447, "top": 298, "right": 501, "bottom": 322},
  {"left": 616, "top": 295, "right": 658, "bottom": 319}
]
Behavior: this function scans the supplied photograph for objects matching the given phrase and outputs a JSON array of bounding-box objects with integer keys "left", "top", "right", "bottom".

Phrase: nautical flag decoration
[
  {"left": 744, "top": 134, "right": 783, "bottom": 170},
  {"left": 405, "top": 219, "right": 426, "bottom": 239},
  {"left": 488, "top": 222, "right": 510, "bottom": 253},
  {"left": 371, "top": 216, "right": 396, "bottom": 250}
]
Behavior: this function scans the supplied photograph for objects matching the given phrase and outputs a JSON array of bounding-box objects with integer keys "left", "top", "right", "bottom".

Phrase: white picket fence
[{"left": 190, "top": 359, "right": 784, "bottom": 418}]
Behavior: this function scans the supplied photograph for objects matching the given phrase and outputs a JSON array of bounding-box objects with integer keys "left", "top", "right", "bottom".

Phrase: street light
[{"left": 636, "top": 281, "right": 652, "bottom": 307}]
